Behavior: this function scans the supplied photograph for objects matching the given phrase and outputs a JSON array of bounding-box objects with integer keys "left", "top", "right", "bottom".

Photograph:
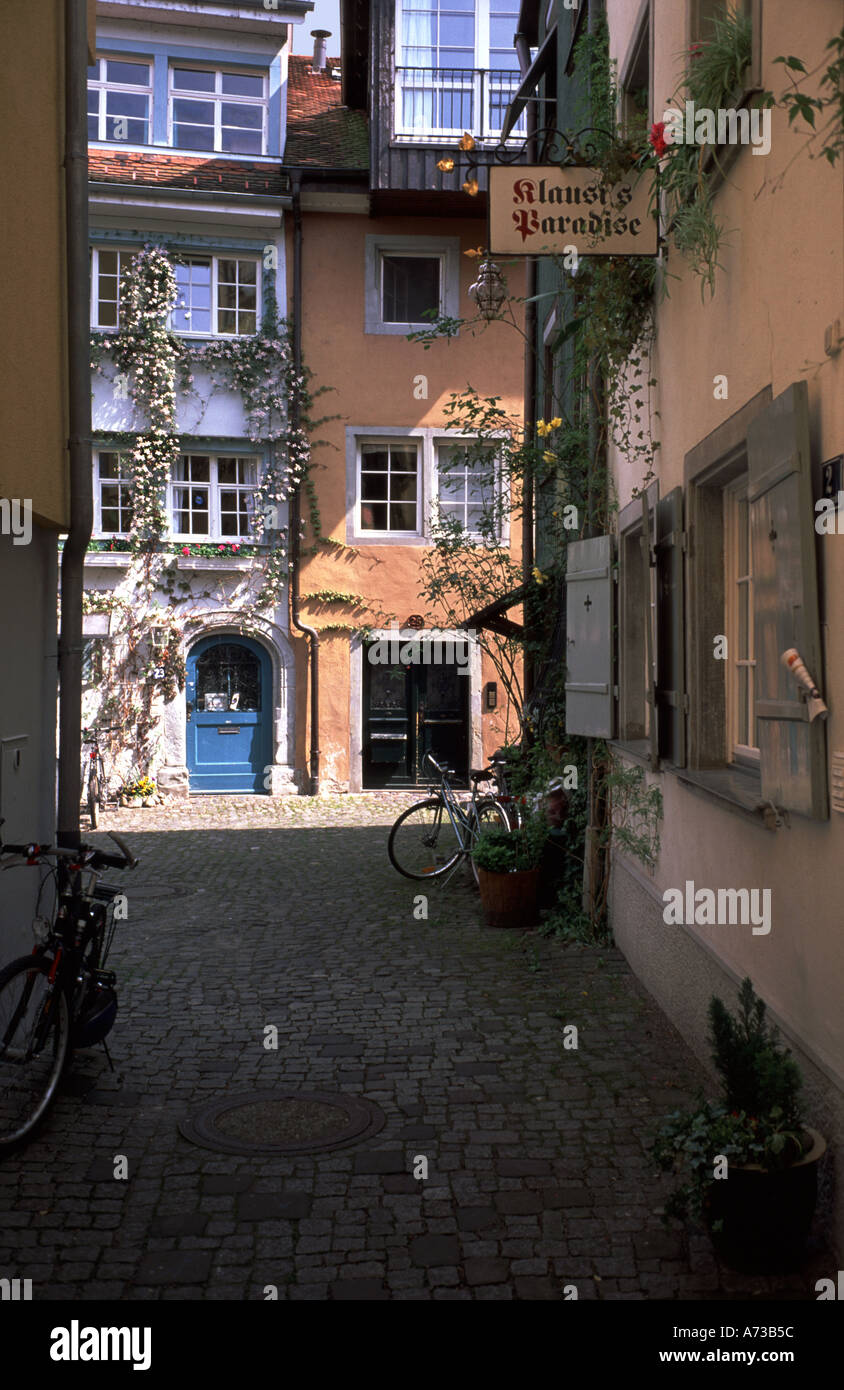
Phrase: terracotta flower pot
[
  {"left": 704, "top": 1127, "right": 826, "bottom": 1272},
  {"left": 476, "top": 866, "right": 540, "bottom": 929}
]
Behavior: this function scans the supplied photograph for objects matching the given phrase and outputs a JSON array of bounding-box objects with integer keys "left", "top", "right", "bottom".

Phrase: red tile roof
[
  {"left": 285, "top": 55, "right": 369, "bottom": 170},
  {"left": 88, "top": 150, "right": 287, "bottom": 196}
]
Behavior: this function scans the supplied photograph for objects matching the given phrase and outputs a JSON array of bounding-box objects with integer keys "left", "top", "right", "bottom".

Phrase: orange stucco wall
[{"left": 291, "top": 210, "right": 526, "bottom": 789}]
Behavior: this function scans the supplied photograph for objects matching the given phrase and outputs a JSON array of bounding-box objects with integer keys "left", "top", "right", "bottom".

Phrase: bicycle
[
  {"left": 489, "top": 752, "right": 526, "bottom": 830},
  {"left": 0, "top": 826, "right": 137, "bottom": 1150},
  {"left": 388, "top": 752, "right": 510, "bottom": 884},
  {"left": 82, "top": 726, "right": 119, "bottom": 829}
]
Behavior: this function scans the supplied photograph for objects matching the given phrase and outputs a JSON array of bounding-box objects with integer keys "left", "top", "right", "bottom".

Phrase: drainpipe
[
  {"left": 289, "top": 172, "right": 320, "bottom": 794},
  {"left": 56, "top": 0, "right": 92, "bottom": 848},
  {"left": 519, "top": 37, "right": 537, "bottom": 703}
]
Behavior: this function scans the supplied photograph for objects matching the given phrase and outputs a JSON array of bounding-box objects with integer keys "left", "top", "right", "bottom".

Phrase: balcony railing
[{"left": 394, "top": 67, "right": 526, "bottom": 143}]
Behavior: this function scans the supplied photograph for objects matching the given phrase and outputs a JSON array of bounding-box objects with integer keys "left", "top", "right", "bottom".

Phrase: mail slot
[{"left": 217, "top": 726, "right": 239, "bottom": 735}]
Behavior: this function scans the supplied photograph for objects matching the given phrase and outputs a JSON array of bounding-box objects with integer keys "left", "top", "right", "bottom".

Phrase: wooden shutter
[
  {"left": 655, "top": 486, "right": 687, "bottom": 767},
  {"left": 747, "top": 381, "right": 828, "bottom": 819},
  {"left": 564, "top": 534, "right": 615, "bottom": 737}
]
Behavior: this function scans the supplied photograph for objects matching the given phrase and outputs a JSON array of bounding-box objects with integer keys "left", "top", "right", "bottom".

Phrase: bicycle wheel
[
  {"left": 469, "top": 798, "right": 511, "bottom": 886},
  {"left": 388, "top": 797, "right": 462, "bottom": 880},
  {"left": 88, "top": 772, "right": 99, "bottom": 829},
  {"left": 0, "top": 955, "right": 70, "bottom": 1149}
]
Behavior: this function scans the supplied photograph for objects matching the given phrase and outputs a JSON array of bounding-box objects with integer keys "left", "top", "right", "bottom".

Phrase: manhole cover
[{"left": 179, "top": 1089, "right": 386, "bottom": 1155}]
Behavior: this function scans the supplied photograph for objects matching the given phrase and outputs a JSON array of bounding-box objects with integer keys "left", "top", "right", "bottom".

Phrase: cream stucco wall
[{"left": 604, "top": 0, "right": 844, "bottom": 1253}]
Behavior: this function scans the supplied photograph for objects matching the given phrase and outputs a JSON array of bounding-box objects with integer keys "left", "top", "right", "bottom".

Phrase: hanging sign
[{"left": 488, "top": 165, "right": 658, "bottom": 257}]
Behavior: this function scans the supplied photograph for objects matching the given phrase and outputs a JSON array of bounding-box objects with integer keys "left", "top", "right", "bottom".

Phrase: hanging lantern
[{"left": 468, "top": 259, "right": 507, "bottom": 320}]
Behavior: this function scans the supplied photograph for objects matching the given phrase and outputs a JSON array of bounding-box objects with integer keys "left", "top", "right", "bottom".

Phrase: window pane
[
  {"left": 440, "top": 15, "right": 475, "bottom": 46},
  {"left": 222, "top": 72, "right": 264, "bottom": 97},
  {"left": 738, "top": 666, "right": 749, "bottom": 745},
  {"left": 174, "top": 124, "right": 215, "bottom": 150},
  {"left": 98, "top": 301, "right": 118, "bottom": 327},
  {"left": 105, "top": 60, "right": 150, "bottom": 86},
  {"left": 99, "top": 453, "right": 118, "bottom": 478},
  {"left": 88, "top": 114, "right": 100, "bottom": 140},
  {"left": 391, "top": 472, "right": 417, "bottom": 502},
  {"left": 218, "top": 260, "right": 237, "bottom": 283},
  {"left": 361, "top": 473, "right": 387, "bottom": 501},
  {"left": 237, "top": 309, "right": 257, "bottom": 334},
  {"left": 218, "top": 310, "right": 237, "bottom": 335},
  {"left": 239, "top": 287, "right": 257, "bottom": 311},
  {"left": 218, "top": 459, "right": 237, "bottom": 485},
  {"left": 218, "top": 284, "right": 237, "bottom": 310},
  {"left": 173, "top": 98, "right": 214, "bottom": 125},
  {"left": 390, "top": 447, "right": 419, "bottom": 472},
  {"left": 221, "top": 103, "right": 263, "bottom": 129},
  {"left": 361, "top": 447, "right": 388, "bottom": 470},
  {"left": 382, "top": 255, "right": 440, "bottom": 323},
  {"left": 221, "top": 127, "right": 263, "bottom": 154},
  {"left": 87, "top": 62, "right": 99, "bottom": 79},
  {"left": 173, "top": 68, "right": 215, "bottom": 91},
  {"left": 189, "top": 458, "right": 210, "bottom": 481},
  {"left": 390, "top": 503, "right": 417, "bottom": 530},
  {"left": 101, "top": 485, "right": 120, "bottom": 509},
  {"left": 238, "top": 261, "right": 257, "bottom": 286},
  {"left": 361, "top": 503, "right": 388, "bottom": 530}
]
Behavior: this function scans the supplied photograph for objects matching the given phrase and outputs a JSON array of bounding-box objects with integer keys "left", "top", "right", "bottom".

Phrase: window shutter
[
  {"left": 641, "top": 491, "right": 659, "bottom": 768},
  {"left": 655, "top": 486, "right": 686, "bottom": 767},
  {"left": 747, "top": 381, "right": 828, "bottom": 818},
  {"left": 564, "top": 534, "right": 615, "bottom": 737}
]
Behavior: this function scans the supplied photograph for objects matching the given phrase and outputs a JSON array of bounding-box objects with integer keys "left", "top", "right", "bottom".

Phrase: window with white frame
[
  {"left": 724, "top": 478, "right": 758, "bottom": 763},
  {"left": 88, "top": 57, "right": 152, "bottom": 143},
  {"left": 435, "top": 443, "right": 499, "bottom": 538},
  {"left": 169, "top": 67, "right": 268, "bottom": 154},
  {"left": 395, "top": 0, "right": 523, "bottom": 139},
  {"left": 171, "top": 455, "right": 259, "bottom": 539},
  {"left": 171, "top": 256, "right": 259, "bottom": 336},
  {"left": 91, "top": 247, "right": 136, "bottom": 329},
  {"left": 96, "top": 451, "right": 134, "bottom": 534},
  {"left": 358, "top": 442, "right": 421, "bottom": 535}
]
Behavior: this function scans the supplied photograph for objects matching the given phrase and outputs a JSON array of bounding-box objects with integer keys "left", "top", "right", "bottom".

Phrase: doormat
[{"left": 179, "top": 1088, "right": 386, "bottom": 1155}]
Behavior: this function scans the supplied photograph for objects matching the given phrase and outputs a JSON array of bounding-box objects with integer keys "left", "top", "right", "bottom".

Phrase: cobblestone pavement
[{"left": 0, "top": 796, "right": 830, "bottom": 1301}]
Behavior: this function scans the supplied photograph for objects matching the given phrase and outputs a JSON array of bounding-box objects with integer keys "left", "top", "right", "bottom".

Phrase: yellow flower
[
  {"left": 550, "top": 416, "right": 562, "bottom": 428},
  {"left": 542, "top": 450, "right": 555, "bottom": 464},
  {"left": 536, "top": 419, "right": 550, "bottom": 436},
  {"left": 532, "top": 565, "right": 547, "bottom": 585}
]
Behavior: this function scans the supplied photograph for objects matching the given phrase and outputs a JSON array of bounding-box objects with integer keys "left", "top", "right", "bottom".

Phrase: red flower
[
  {"left": 218, "top": 544, "right": 226, "bottom": 552},
  {"left": 689, "top": 42, "right": 702, "bottom": 60},
  {"left": 231, "top": 544, "right": 240, "bottom": 553},
  {"left": 181, "top": 546, "right": 190, "bottom": 555},
  {"left": 649, "top": 121, "right": 668, "bottom": 158}
]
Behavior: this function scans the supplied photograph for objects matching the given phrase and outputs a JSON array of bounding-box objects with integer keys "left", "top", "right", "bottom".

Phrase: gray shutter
[
  {"left": 641, "top": 492, "right": 659, "bottom": 768},
  {"left": 747, "top": 381, "right": 828, "bottom": 818},
  {"left": 565, "top": 534, "right": 615, "bottom": 737},
  {"left": 655, "top": 486, "right": 686, "bottom": 767}
]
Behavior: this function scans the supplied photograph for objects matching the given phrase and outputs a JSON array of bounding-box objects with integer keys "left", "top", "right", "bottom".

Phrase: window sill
[
  {"left": 348, "top": 532, "right": 429, "bottom": 548},
  {"left": 610, "top": 738, "right": 653, "bottom": 769},
  {"left": 364, "top": 320, "right": 448, "bottom": 337},
  {"left": 674, "top": 765, "right": 777, "bottom": 829}
]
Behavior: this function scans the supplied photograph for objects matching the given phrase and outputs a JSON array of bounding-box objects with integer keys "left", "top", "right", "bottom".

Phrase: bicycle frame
[{"left": 422, "top": 754, "right": 487, "bottom": 859}]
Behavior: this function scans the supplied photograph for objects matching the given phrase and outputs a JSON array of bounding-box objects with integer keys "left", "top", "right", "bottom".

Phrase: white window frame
[
  {"left": 88, "top": 55, "right": 153, "bottom": 144},
  {"left": 394, "top": 0, "right": 523, "bottom": 141},
  {"left": 90, "top": 246, "right": 138, "bottom": 330},
  {"left": 355, "top": 438, "right": 424, "bottom": 539},
  {"left": 433, "top": 438, "right": 505, "bottom": 543},
  {"left": 724, "top": 476, "right": 759, "bottom": 766},
  {"left": 169, "top": 453, "right": 261, "bottom": 541},
  {"left": 90, "top": 248, "right": 261, "bottom": 336},
  {"left": 346, "top": 426, "right": 509, "bottom": 546},
  {"left": 170, "top": 255, "right": 261, "bottom": 337},
  {"left": 364, "top": 234, "right": 460, "bottom": 335},
  {"left": 94, "top": 450, "right": 134, "bottom": 536},
  {"left": 167, "top": 65, "right": 269, "bottom": 155}
]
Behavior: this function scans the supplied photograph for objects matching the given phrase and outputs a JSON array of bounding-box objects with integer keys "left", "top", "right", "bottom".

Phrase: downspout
[
  {"left": 289, "top": 172, "right": 320, "bottom": 794},
  {"left": 515, "top": 30, "right": 537, "bottom": 701},
  {"left": 57, "top": 0, "right": 92, "bottom": 848}
]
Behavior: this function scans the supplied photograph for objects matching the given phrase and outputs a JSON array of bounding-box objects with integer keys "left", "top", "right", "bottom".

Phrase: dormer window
[{"left": 169, "top": 67, "right": 268, "bottom": 154}]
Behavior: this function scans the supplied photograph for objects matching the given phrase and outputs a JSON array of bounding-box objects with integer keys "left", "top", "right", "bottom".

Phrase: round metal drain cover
[{"left": 179, "top": 1089, "right": 386, "bottom": 1155}]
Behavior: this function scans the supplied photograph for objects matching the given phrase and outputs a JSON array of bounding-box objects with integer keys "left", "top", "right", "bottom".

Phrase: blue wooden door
[{"left": 186, "top": 636, "right": 271, "bottom": 793}]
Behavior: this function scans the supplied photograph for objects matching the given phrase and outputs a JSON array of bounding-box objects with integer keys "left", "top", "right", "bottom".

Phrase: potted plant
[
  {"left": 472, "top": 807, "right": 548, "bottom": 929},
  {"left": 652, "top": 978, "right": 826, "bottom": 1272}
]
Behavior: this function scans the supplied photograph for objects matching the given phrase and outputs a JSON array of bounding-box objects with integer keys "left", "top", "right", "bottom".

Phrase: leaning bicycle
[
  {"left": 82, "top": 726, "right": 119, "bottom": 829},
  {"left": 0, "top": 827, "right": 137, "bottom": 1150},
  {"left": 388, "top": 752, "right": 510, "bottom": 884}
]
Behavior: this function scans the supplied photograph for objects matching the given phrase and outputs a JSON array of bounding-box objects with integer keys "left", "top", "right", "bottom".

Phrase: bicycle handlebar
[{"left": 0, "top": 831, "right": 137, "bottom": 872}]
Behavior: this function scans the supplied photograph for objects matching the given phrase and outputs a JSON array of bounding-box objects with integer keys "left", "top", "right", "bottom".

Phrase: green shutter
[
  {"left": 564, "top": 534, "right": 615, "bottom": 738},
  {"left": 655, "top": 486, "right": 686, "bottom": 767},
  {"left": 747, "top": 381, "right": 828, "bottom": 819}
]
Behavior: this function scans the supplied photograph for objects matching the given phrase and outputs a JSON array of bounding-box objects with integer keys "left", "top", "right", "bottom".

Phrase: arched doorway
[{"left": 185, "top": 635, "right": 272, "bottom": 793}]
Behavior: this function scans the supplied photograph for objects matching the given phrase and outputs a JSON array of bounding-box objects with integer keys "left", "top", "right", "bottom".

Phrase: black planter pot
[{"left": 704, "top": 1128, "right": 826, "bottom": 1272}]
